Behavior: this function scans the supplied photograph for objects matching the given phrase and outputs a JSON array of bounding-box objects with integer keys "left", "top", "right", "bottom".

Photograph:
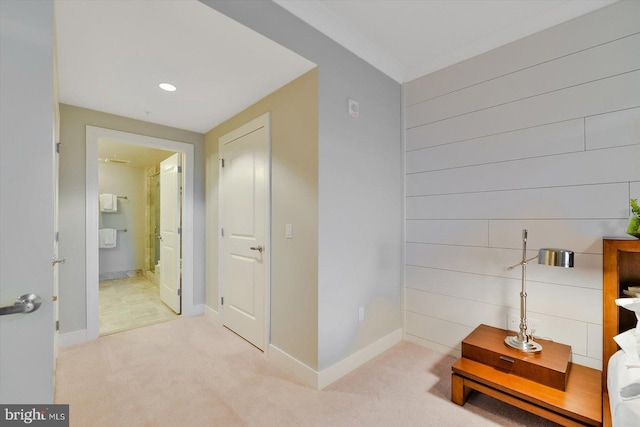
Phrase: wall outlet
[
  {"left": 507, "top": 314, "right": 538, "bottom": 334},
  {"left": 358, "top": 306, "right": 364, "bottom": 323},
  {"left": 348, "top": 98, "right": 359, "bottom": 118}
]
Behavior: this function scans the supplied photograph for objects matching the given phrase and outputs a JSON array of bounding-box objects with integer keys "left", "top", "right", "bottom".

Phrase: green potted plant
[{"left": 627, "top": 198, "right": 640, "bottom": 238}]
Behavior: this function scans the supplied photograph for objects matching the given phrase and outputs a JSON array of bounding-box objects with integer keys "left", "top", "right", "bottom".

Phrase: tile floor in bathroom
[{"left": 99, "top": 275, "right": 179, "bottom": 336}]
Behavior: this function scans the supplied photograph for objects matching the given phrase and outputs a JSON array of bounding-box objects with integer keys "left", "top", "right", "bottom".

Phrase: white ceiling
[
  {"left": 55, "top": 0, "right": 618, "bottom": 135},
  {"left": 54, "top": 0, "right": 316, "bottom": 134},
  {"left": 276, "top": 0, "right": 618, "bottom": 83}
]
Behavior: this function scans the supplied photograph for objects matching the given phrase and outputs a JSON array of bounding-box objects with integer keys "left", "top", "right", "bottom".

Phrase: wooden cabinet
[
  {"left": 602, "top": 238, "right": 640, "bottom": 391},
  {"left": 452, "top": 325, "right": 601, "bottom": 426},
  {"left": 461, "top": 324, "right": 571, "bottom": 390}
]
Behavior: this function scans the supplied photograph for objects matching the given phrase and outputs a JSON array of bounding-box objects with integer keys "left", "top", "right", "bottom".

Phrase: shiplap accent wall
[{"left": 403, "top": 0, "right": 640, "bottom": 370}]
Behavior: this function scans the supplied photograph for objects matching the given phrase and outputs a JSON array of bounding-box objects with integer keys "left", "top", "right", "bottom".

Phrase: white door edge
[
  {"left": 159, "top": 153, "right": 182, "bottom": 314},
  {"left": 218, "top": 112, "right": 271, "bottom": 354},
  {"left": 85, "top": 126, "right": 195, "bottom": 341}
]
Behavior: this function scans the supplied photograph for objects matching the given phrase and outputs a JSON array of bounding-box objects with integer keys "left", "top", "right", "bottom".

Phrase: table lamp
[{"left": 505, "top": 229, "right": 574, "bottom": 353}]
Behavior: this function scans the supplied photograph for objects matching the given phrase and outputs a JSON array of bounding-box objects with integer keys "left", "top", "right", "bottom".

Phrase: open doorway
[
  {"left": 97, "top": 140, "right": 180, "bottom": 335},
  {"left": 86, "top": 126, "right": 195, "bottom": 341}
]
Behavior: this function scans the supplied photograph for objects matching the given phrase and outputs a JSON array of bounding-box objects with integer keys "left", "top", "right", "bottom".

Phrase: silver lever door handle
[
  {"left": 52, "top": 256, "right": 66, "bottom": 266},
  {"left": 250, "top": 245, "right": 263, "bottom": 253},
  {"left": 0, "top": 294, "right": 42, "bottom": 316}
]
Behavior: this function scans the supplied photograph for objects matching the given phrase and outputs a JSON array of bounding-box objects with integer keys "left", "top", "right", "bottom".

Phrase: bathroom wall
[{"left": 98, "top": 162, "right": 146, "bottom": 279}]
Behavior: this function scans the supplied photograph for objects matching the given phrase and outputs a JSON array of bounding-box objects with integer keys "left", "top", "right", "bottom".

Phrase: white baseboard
[
  {"left": 268, "top": 328, "right": 403, "bottom": 390},
  {"left": 268, "top": 344, "right": 318, "bottom": 389},
  {"left": 203, "top": 305, "right": 220, "bottom": 324},
  {"left": 58, "top": 329, "right": 88, "bottom": 347},
  {"left": 318, "top": 328, "right": 403, "bottom": 389},
  {"left": 404, "top": 333, "right": 460, "bottom": 359}
]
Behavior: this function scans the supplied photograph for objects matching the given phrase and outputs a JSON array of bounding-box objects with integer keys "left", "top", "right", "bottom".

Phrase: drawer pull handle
[{"left": 499, "top": 356, "right": 515, "bottom": 364}]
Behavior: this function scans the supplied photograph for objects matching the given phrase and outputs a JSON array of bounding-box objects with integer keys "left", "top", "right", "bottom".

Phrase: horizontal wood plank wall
[{"left": 403, "top": 0, "right": 640, "bottom": 370}]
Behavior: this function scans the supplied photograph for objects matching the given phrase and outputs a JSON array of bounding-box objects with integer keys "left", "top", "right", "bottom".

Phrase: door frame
[
  {"left": 85, "top": 126, "right": 195, "bottom": 340},
  {"left": 218, "top": 113, "right": 271, "bottom": 351}
]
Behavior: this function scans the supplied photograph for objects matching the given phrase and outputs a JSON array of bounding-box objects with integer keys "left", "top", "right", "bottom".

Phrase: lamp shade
[{"left": 538, "top": 248, "right": 574, "bottom": 268}]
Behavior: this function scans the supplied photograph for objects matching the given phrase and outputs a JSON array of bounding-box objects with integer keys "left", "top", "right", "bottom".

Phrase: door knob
[
  {"left": 250, "top": 245, "right": 263, "bottom": 253},
  {"left": 0, "top": 294, "right": 42, "bottom": 316}
]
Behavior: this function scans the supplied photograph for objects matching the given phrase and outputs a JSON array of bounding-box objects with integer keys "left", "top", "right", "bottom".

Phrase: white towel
[
  {"left": 99, "top": 193, "right": 112, "bottom": 210},
  {"left": 99, "top": 228, "right": 117, "bottom": 248},
  {"left": 100, "top": 194, "right": 118, "bottom": 212}
]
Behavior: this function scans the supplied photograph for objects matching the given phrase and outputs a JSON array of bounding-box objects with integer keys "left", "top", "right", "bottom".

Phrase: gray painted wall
[
  {"left": 58, "top": 104, "right": 205, "bottom": 333},
  {"left": 201, "top": 0, "right": 403, "bottom": 370},
  {"left": 403, "top": 0, "right": 640, "bottom": 370},
  {"left": 98, "top": 163, "right": 146, "bottom": 277}
]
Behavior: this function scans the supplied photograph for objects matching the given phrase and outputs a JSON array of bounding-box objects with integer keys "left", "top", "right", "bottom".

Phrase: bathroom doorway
[
  {"left": 86, "top": 126, "right": 196, "bottom": 340},
  {"left": 97, "top": 140, "right": 180, "bottom": 335}
]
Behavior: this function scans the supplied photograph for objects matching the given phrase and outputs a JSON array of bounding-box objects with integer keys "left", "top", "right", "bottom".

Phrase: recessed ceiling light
[{"left": 159, "top": 82, "right": 177, "bottom": 92}]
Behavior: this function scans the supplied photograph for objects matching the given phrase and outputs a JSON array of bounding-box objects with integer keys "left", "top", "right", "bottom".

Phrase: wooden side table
[{"left": 452, "top": 325, "right": 602, "bottom": 426}]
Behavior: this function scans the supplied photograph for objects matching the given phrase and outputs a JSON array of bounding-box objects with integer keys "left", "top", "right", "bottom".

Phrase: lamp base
[{"left": 504, "top": 335, "right": 543, "bottom": 353}]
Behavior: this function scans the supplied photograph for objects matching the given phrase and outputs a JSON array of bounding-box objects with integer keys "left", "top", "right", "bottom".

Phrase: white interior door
[
  {"left": 220, "top": 113, "right": 270, "bottom": 351},
  {"left": 0, "top": 0, "right": 55, "bottom": 403},
  {"left": 159, "top": 153, "right": 181, "bottom": 314}
]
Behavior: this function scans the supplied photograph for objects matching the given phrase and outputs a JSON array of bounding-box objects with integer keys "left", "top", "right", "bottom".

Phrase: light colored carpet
[{"left": 55, "top": 316, "right": 558, "bottom": 426}]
